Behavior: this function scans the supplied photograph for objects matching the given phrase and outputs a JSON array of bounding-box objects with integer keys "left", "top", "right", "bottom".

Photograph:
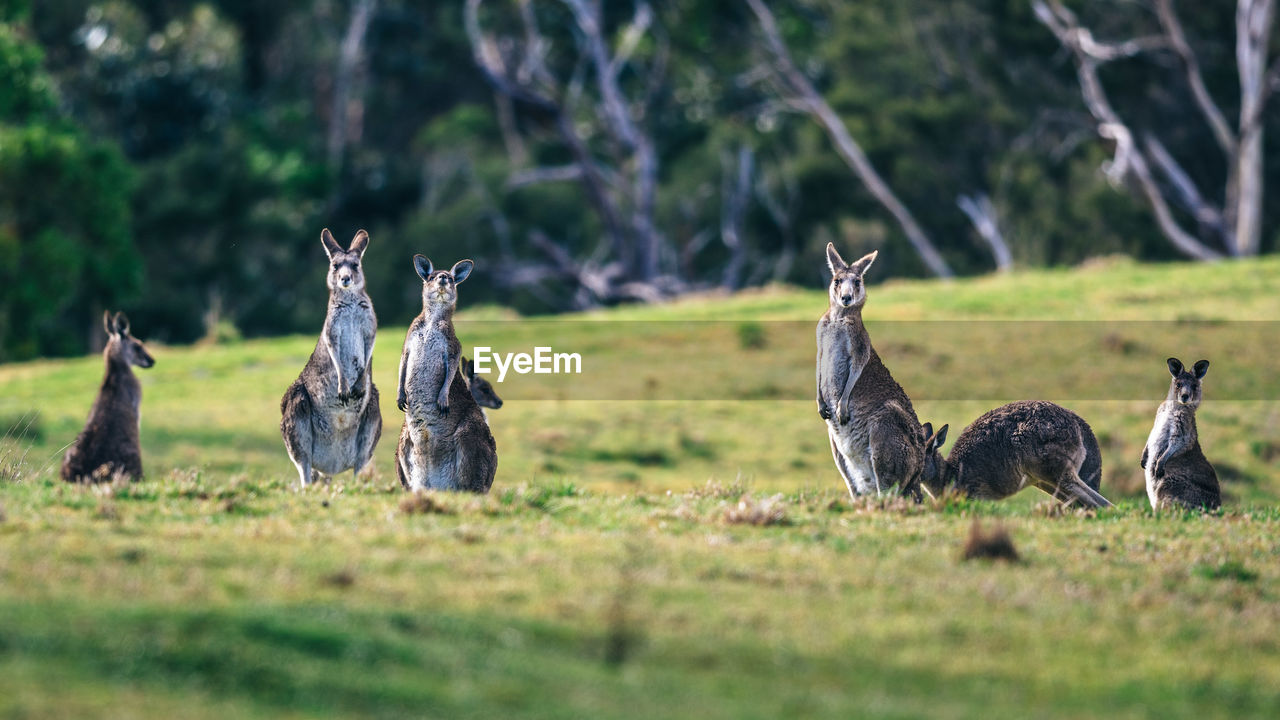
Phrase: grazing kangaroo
[
  {"left": 921, "top": 400, "right": 1111, "bottom": 507},
  {"left": 395, "top": 255, "right": 497, "bottom": 493},
  {"left": 61, "top": 312, "right": 155, "bottom": 483},
  {"left": 1142, "top": 358, "right": 1220, "bottom": 511},
  {"left": 280, "top": 229, "right": 382, "bottom": 487},
  {"left": 817, "top": 243, "right": 927, "bottom": 500},
  {"left": 462, "top": 356, "right": 504, "bottom": 416}
]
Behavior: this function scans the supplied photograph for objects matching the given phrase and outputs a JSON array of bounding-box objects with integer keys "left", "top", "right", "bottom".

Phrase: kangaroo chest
[{"left": 405, "top": 321, "right": 456, "bottom": 420}]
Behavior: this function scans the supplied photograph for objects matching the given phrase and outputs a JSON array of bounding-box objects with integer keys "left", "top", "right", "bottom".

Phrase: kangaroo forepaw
[
  {"left": 436, "top": 400, "right": 450, "bottom": 415},
  {"left": 818, "top": 404, "right": 832, "bottom": 420},
  {"left": 836, "top": 402, "right": 850, "bottom": 425},
  {"left": 397, "top": 394, "right": 407, "bottom": 412}
]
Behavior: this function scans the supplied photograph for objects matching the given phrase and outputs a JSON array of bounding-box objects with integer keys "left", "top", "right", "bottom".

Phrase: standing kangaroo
[
  {"left": 395, "top": 255, "right": 497, "bottom": 493},
  {"left": 280, "top": 229, "right": 382, "bottom": 487},
  {"left": 62, "top": 311, "right": 155, "bottom": 483},
  {"left": 920, "top": 400, "right": 1111, "bottom": 507},
  {"left": 817, "top": 243, "right": 927, "bottom": 500},
  {"left": 1142, "top": 358, "right": 1220, "bottom": 511}
]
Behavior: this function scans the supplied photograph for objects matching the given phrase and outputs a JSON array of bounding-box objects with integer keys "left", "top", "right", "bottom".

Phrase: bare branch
[
  {"left": 1144, "top": 134, "right": 1227, "bottom": 240},
  {"left": 744, "top": 0, "right": 954, "bottom": 278},
  {"left": 1154, "top": 0, "right": 1237, "bottom": 155},
  {"left": 720, "top": 146, "right": 754, "bottom": 289},
  {"left": 1032, "top": 0, "right": 1222, "bottom": 261},
  {"left": 328, "top": 0, "right": 378, "bottom": 169},
  {"left": 506, "top": 165, "right": 585, "bottom": 189},
  {"left": 957, "top": 194, "right": 1012, "bottom": 272}
]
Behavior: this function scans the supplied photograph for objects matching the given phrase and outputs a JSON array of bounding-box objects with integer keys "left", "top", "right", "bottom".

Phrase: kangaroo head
[
  {"left": 103, "top": 311, "right": 154, "bottom": 369},
  {"left": 414, "top": 255, "right": 473, "bottom": 312},
  {"left": 919, "top": 422, "right": 949, "bottom": 499},
  {"left": 826, "top": 243, "right": 877, "bottom": 311},
  {"left": 462, "top": 356, "right": 504, "bottom": 409},
  {"left": 322, "top": 228, "right": 369, "bottom": 293},
  {"left": 1166, "top": 357, "right": 1208, "bottom": 408}
]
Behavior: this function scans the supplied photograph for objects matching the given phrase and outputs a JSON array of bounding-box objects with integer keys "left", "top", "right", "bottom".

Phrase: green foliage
[
  {"left": 0, "top": 19, "right": 140, "bottom": 360},
  {"left": 2, "top": 0, "right": 1277, "bottom": 358}
]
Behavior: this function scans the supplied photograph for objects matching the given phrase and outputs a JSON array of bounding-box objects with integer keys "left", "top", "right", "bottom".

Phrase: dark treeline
[{"left": 1, "top": 0, "right": 1276, "bottom": 360}]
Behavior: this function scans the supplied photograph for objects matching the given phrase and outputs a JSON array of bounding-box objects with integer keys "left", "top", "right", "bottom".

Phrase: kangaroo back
[{"left": 947, "top": 401, "right": 1111, "bottom": 507}]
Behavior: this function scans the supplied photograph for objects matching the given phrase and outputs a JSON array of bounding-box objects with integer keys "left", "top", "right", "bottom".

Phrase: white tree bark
[{"left": 1034, "top": 0, "right": 1275, "bottom": 259}]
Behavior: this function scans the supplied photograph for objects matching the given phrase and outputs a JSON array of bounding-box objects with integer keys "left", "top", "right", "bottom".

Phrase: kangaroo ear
[
  {"left": 461, "top": 356, "right": 473, "bottom": 376},
  {"left": 933, "top": 424, "right": 949, "bottom": 449},
  {"left": 921, "top": 422, "right": 933, "bottom": 440},
  {"left": 849, "top": 250, "right": 878, "bottom": 277},
  {"left": 104, "top": 310, "right": 116, "bottom": 336},
  {"left": 451, "top": 259, "right": 474, "bottom": 283},
  {"left": 1166, "top": 357, "right": 1183, "bottom": 377},
  {"left": 825, "top": 242, "right": 846, "bottom": 274},
  {"left": 348, "top": 229, "right": 369, "bottom": 257},
  {"left": 1193, "top": 359, "right": 1209, "bottom": 379},
  {"left": 114, "top": 312, "right": 129, "bottom": 336},
  {"left": 321, "top": 228, "right": 343, "bottom": 259},
  {"left": 413, "top": 254, "right": 433, "bottom": 281}
]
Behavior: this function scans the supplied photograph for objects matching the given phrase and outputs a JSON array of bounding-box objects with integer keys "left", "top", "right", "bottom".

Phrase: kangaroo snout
[
  {"left": 1179, "top": 392, "right": 1191, "bottom": 403},
  {"left": 840, "top": 294, "right": 853, "bottom": 306}
]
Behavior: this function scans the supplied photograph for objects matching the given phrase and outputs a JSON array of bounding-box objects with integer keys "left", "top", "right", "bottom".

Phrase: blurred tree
[{"left": 0, "top": 13, "right": 141, "bottom": 360}]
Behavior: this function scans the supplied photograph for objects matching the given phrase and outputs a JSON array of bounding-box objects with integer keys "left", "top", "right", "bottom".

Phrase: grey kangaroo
[
  {"left": 920, "top": 400, "right": 1111, "bottom": 507},
  {"left": 462, "top": 356, "right": 504, "bottom": 415},
  {"left": 62, "top": 311, "right": 155, "bottom": 483},
  {"left": 817, "top": 243, "right": 927, "bottom": 500},
  {"left": 1142, "top": 358, "right": 1220, "bottom": 511},
  {"left": 280, "top": 229, "right": 382, "bottom": 487},
  {"left": 395, "top": 255, "right": 497, "bottom": 493}
]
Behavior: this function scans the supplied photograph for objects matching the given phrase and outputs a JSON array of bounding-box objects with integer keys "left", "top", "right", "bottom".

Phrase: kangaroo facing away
[
  {"left": 817, "top": 243, "right": 927, "bottom": 500},
  {"left": 395, "top": 255, "right": 497, "bottom": 493},
  {"left": 62, "top": 311, "right": 155, "bottom": 483},
  {"left": 921, "top": 400, "right": 1111, "bottom": 507},
  {"left": 280, "top": 229, "right": 382, "bottom": 487},
  {"left": 1142, "top": 358, "right": 1220, "bottom": 511}
]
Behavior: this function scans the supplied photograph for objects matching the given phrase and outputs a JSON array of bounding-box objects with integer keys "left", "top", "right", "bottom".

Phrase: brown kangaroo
[
  {"left": 1142, "top": 358, "right": 1220, "bottom": 511},
  {"left": 817, "top": 243, "right": 928, "bottom": 500},
  {"left": 395, "top": 255, "right": 497, "bottom": 493},
  {"left": 920, "top": 400, "right": 1111, "bottom": 507},
  {"left": 61, "top": 312, "right": 155, "bottom": 483}
]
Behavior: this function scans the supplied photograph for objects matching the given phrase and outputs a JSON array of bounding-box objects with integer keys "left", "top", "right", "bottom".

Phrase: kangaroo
[
  {"left": 280, "top": 229, "right": 382, "bottom": 487},
  {"left": 1142, "top": 358, "right": 1220, "bottom": 511},
  {"left": 920, "top": 400, "right": 1111, "bottom": 507},
  {"left": 395, "top": 255, "right": 497, "bottom": 493},
  {"left": 61, "top": 312, "right": 155, "bottom": 483},
  {"left": 462, "top": 356, "right": 504, "bottom": 416},
  {"left": 817, "top": 243, "right": 927, "bottom": 500}
]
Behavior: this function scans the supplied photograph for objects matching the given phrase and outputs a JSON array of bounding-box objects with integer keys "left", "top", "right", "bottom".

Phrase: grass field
[{"left": 1, "top": 255, "right": 1279, "bottom": 718}]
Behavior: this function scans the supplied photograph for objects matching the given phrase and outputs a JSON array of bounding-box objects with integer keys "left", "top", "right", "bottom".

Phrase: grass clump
[{"left": 722, "top": 493, "right": 788, "bottom": 526}]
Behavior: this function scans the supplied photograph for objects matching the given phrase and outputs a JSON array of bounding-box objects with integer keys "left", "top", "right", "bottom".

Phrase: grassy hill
[{"left": 1, "top": 256, "right": 1279, "bottom": 718}]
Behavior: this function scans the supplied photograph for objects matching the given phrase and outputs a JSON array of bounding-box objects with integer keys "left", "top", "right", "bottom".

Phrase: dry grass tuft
[
  {"left": 962, "top": 520, "right": 1020, "bottom": 562},
  {"left": 400, "top": 491, "right": 455, "bottom": 516},
  {"left": 687, "top": 478, "right": 747, "bottom": 500},
  {"left": 723, "top": 494, "right": 788, "bottom": 526}
]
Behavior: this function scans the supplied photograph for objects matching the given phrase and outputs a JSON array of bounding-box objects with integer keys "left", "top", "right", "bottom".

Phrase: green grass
[{"left": 1, "top": 256, "right": 1279, "bottom": 718}]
